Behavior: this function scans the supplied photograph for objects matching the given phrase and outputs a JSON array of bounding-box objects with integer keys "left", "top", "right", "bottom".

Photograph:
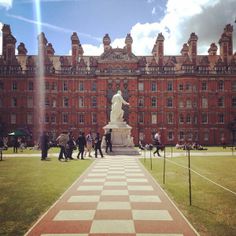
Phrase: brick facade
[{"left": 0, "top": 24, "right": 236, "bottom": 146}]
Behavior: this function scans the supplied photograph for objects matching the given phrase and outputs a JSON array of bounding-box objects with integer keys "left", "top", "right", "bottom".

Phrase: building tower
[
  {"left": 152, "top": 33, "right": 165, "bottom": 65},
  {"left": 188, "top": 32, "right": 198, "bottom": 64},
  {"left": 2, "top": 24, "right": 17, "bottom": 63}
]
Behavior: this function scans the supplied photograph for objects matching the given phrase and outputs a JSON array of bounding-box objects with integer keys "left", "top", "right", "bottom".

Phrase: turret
[
  {"left": 37, "top": 32, "right": 48, "bottom": 57},
  {"left": 103, "top": 33, "right": 111, "bottom": 52},
  {"left": 219, "top": 24, "right": 233, "bottom": 63},
  {"left": 125, "top": 33, "right": 133, "bottom": 55},
  {"left": 188, "top": 32, "right": 198, "bottom": 64},
  {"left": 1, "top": 24, "right": 17, "bottom": 62},
  {"left": 17, "top": 42, "right": 28, "bottom": 56},
  {"left": 152, "top": 33, "right": 164, "bottom": 65},
  {"left": 46, "top": 43, "right": 55, "bottom": 56},
  {"left": 208, "top": 43, "right": 218, "bottom": 56},
  {"left": 180, "top": 43, "right": 189, "bottom": 56},
  {"left": 71, "top": 32, "right": 83, "bottom": 66}
]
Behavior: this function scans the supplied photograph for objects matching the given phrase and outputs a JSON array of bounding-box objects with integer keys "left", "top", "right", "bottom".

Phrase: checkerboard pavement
[{"left": 26, "top": 156, "right": 199, "bottom": 236}]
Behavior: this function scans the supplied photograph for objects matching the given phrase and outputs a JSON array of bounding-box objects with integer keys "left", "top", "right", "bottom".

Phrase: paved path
[{"left": 25, "top": 155, "right": 199, "bottom": 236}]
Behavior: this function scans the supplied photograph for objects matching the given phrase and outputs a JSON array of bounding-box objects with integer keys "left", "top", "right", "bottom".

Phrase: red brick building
[{"left": 0, "top": 24, "right": 236, "bottom": 146}]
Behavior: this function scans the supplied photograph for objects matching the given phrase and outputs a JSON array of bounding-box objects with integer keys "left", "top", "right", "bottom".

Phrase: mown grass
[
  {"left": 140, "top": 152, "right": 236, "bottom": 236},
  {"left": 0, "top": 156, "right": 92, "bottom": 236}
]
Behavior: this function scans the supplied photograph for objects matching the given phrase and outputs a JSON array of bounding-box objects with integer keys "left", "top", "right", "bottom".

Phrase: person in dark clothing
[
  {"left": 94, "top": 132, "right": 104, "bottom": 158},
  {"left": 13, "top": 136, "right": 19, "bottom": 153},
  {"left": 76, "top": 132, "right": 86, "bottom": 160},
  {"left": 67, "top": 133, "right": 76, "bottom": 160},
  {"left": 105, "top": 129, "right": 112, "bottom": 153},
  {"left": 40, "top": 131, "right": 49, "bottom": 160}
]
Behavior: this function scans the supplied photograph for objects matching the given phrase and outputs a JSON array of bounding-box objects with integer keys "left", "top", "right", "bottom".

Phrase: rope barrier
[{"left": 158, "top": 156, "right": 236, "bottom": 196}]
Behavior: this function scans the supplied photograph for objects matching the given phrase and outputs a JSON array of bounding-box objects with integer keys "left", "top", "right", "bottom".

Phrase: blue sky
[{"left": 0, "top": 0, "right": 235, "bottom": 56}]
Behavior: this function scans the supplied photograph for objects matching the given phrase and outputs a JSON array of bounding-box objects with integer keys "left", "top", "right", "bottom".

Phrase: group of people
[
  {"left": 40, "top": 129, "right": 113, "bottom": 161},
  {"left": 139, "top": 131, "right": 164, "bottom": 157}
]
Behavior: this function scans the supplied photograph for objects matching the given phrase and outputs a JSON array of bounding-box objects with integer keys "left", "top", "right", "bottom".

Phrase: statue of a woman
[{"left": 110, "top": 90, "right": 129, "bottom": 123}]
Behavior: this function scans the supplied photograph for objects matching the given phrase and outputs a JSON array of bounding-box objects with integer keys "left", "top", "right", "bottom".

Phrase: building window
[
  {"left": 138, "top": 112, "right": 144, "bottom": 123},
  {"left": 92, "top": 113, "right": 97, "bottom": 124},
  {"left": 218, "top": 80, "right": 224, "bottom": 91},
  {"left": 151, "top": 97, "right": 157, "bottom": 107},
  {"left": 79, "top": 82, "right": 84, "bottom": 91},
  {"left": 167, "top": 81, "right": 173, "bottom": 91},
  {"left": 51, "top": 82, "right": 57, "bottom": 91},
  {"left": 186, "top": 114, "right": 191, "bottom": 124},
  {"left": 0, "top": 82, "right": 4, "bottom": 90},
  {"left": 193, "top": 115, "right": 198, "bottom": 124},
  {"left": 45, "top": 82, "right": 50, "bottom": 91},
  {"left": 204, "top": 132, "right": 209, "bottom": 141},
  {"left": 218, "top": 97, "right": 224, "bottom": 107},
  {"left": 12, "top": 81, "right": 17, "bottom": 91},
  {"left": 138, "top": 82, "right": 144, "bottom": 91},
  {"left": 52, "top": 99, "right": 56, "bottom": 108},
  {"left": 12, "top": 97, "right": 17, "bottom": 107},
  {"left": 202, "top": 97, "right": 208, "bottom": 108},
  {"left": 51, "top": 114, "right": 56, "bottom": 124},
  {"left": 167, "top": 113, "right": 173, "bottom": 124},
  {"left": 179, "top": 114, "right": 184, "bottom": 124},
  {"left": 168, "top": 131, "right": 174, "bottom": 141},
  {"left": 0, "top": 98, "right": 2, "bottom": 108},
  {"left": 151, "top": 82, "right": 157, "bottom": 92},
  {"left": 232, "top": 97, "right": 236, "bottom": 108},
  {"left": 28, "top": 81, "right": 34, "bottom": 91},
  {"left": 232, "top": 81, "right": 236, "bottom": 92},
  {"left": 202, "top": 113, "right": 208, "bottom": 124},
  {"left": 179, "top": 131, "right": 184, "bottom": 141},
  {"left": 63, "top": 113, "right": 68, "bottom": 123},
  {"left": 79, "top": 97, "right": 84, "bottom": 108},
  {"left": 187, "top": 132, "right": 193, "bottom": 141},
  {"left": 78, "top": 113, "right": 84, "bottom": 124},
  {"left": 151, "top": 113, "right": 157, "bottom": 124},
  {"left": 138, "top": 97, "right": 144, "bottom": 107},
  {"left": 186, "top": 99, "right": 192, "bottom": 108},
  {"left": 27, "top": 113, "right": 33, "bottom": 124},
  {"left": 179, "top": 100, "right": 184, "bottom": 108},
  {"left": 167, "top": 97, "right": 173, "bottom": 107},
  {"left": 45, "top": 113, "right": 50, "bottom": 123},
  {"left": 91, "top": 82, "right": 97, "bottom": 91},
  {"left": 63, "top": 81, "right": 68, "bottom": 91},
  {"left": 178, "top": 84, "right": 183, "bottom": 91},
  {"left": 186, "top": 83, "right": 191, "bottom": 91},
  {"left": 202, "top": 81, "right": 207, "bottom": 91},
  {"left": 91, "top": 96, "right": 97, "bottom": 108},
  {"left": 11, "top": 114, "right": 16, "bottom": 124},
  {"left": 45, "top": 97, "right": 50, "bottom": 107},
  {"left": 27, "top": 96, "right": 33, "bottom": 108},
  {"left": 63, "top": 97, "right": 69, "bottom": 107},
  {"left": 218, "top": 113, "right": 224, "bottom": 123}
]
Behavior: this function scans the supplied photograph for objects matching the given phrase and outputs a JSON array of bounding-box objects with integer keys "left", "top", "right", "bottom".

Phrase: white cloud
[
  {"left": 82, "top": 0, "right": 235, "bottom": 56},
  {"left": 0, "top": 0, "right": 13, "bottom": 10}
]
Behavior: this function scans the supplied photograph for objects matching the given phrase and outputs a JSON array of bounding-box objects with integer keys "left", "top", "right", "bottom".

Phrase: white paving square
[
  {"left": 129, "top": 195, "right": 161, "bottom": 202},
  {"left": 97, "top": 201, "right": 131, "bottom": 209},
  {"left": 128, "top": 186, "right": 154, "bottom": 191},
  {"left": 132, "top": 210, "right": 173, "bottom": 221},
  {"left": 104, "top": 181, "right": 127, "bottom": 186},
  {"left": 101, "top": 190, "right": 129, "bottom": 195},
  {"left": 83, "top": 178, "right": 105, "bottom": 183},
  {"left": 77, "top": 186, "right": 103, "bottom": 191},
  {"left": 41, "top": 234, "right": 89, "bottom": 236},
  {"left": 87, "top": 173, "right": 107, "bottom": 177},
  {"left": 127, "top": 178, "right": 148, "bottom": 183},
  {"left": 126, "top": 173, "right": 145, "bottom": 177},
  {"left": 68, "top": 195, "right": 100, "bottom": 202},
  {"left": 106, "top": 175, "right": 126, "bottom": 179},
  {"left": 108, "top": 171, "right": 125, "bottom": 174},
  {"left": 54, "top": 210, "right": 95, "bottom": 221},
  {"left": 90, "top": 220, "right": 135, "bottom": 233}
]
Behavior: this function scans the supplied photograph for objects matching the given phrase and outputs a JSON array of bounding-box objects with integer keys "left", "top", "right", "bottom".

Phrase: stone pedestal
[{"left": 103, "top": 121, "right": 139, "bottom": 155}]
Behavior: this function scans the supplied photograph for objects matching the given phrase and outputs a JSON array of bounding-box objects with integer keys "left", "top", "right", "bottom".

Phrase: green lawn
[
  {"left": 140, "top": 153, "right": 236, "bottom": 236},
  {"left": 0, "top": 156, "right": 92, "bottom": 236}
]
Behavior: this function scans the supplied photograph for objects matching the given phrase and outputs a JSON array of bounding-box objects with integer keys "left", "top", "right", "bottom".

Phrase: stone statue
[{"left": 110, "top": 90, "right": 129, "bottom": 123}]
